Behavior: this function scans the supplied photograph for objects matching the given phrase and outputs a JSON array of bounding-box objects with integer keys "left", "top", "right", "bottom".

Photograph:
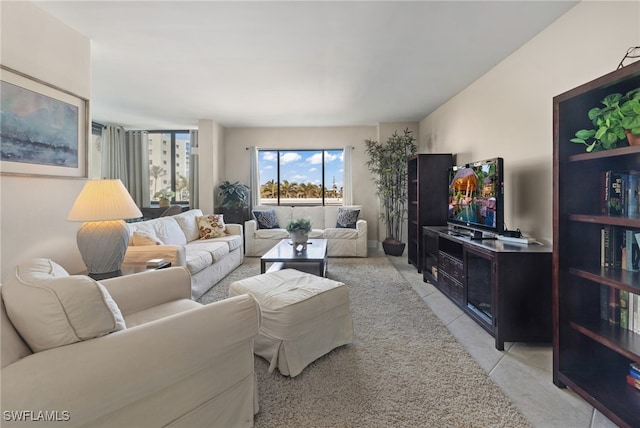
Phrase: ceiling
[{"left": 35, "top": 1, "right": 578, "bottom": 130}]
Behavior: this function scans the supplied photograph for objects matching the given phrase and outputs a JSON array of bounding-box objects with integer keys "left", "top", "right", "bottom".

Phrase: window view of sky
[
  {"left": 258, "top": 149, "right": 344, "bottom": 204},
  {"left": 260, "top": 150, "right": 343, "bottom": 189}
]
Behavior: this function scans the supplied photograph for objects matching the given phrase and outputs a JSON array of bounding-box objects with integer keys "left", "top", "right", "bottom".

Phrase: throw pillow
[
  {"left": 252, "top": 210, "right": 280, "bottom": 229},
  {"left": 197, "top": 214, "right": 227, "bottom": 239},
  {"left": 2, "top": 258, "right": 126, "bottom": 353},
  {"left": 132, "top": 230, "right": 163, "bottom": 246},
  {"left": 336, "top": 207, "right": 360, "bottom": 229}
]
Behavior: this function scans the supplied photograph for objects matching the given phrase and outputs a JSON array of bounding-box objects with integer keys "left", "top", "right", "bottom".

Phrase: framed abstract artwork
[{"left": 0, "top": 66, "right": 88, "bottom": 178}]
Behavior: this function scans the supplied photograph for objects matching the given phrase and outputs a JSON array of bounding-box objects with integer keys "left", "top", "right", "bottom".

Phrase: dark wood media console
[{"left": 422, "top": 226, "right": 553, "bottom": 350}]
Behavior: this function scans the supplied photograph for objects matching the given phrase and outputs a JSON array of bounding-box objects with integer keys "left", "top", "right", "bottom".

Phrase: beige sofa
[
  {"left": 1, "top": 259, "right": 261, "bottom": 427},
  {"left": 124, "top": 209, "right": 243, "bottom": 300},
  {"left": 245, "top": 205, "right": 367, "bottom": 257}
]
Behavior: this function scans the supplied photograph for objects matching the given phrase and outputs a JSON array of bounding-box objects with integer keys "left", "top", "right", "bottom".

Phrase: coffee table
[{"left": 261, "top": 238, "right": 328, "bottom": 277}]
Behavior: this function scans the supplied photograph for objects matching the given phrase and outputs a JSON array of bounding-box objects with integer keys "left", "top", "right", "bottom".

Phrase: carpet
[{"left": 198, "top": 255, "right": 531, "bottom": 427}]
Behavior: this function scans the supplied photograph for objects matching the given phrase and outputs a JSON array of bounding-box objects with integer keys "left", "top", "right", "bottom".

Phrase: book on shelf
[
  {"left": 602, "top": 288, "right": 640, "bottom": 331},
  {"left": 627, "top": 374, "right": 640, "bottom": 391},
  {"left": 604, "top": 171, "right": 624, "bottom": 216},
  {"left": 621, "top": 290, "right": 629, "bottom": 330},
  {"left": 631, "top": 363, "right": 640, "bottom": 377},
  {"left": 600, "top": 226, "right": 640, "bottom": 270},
  {"left": 602, "top": 170, "right": 640, "bottom": 218},
  {"left": 609, "top": 288, "right": 621, "bottom": 325}
]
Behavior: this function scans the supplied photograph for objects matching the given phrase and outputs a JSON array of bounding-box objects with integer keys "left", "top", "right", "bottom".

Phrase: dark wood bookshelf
[
  {"left": 406, "top": 154, "right": 452, "bottom": 271},
  {"left": 553, "top": 60, "right": 640, "bottom": 428}
]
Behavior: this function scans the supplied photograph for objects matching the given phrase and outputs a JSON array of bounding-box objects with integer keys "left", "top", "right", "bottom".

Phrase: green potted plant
[
  {"left": 364, "top": 128, "right": 417, "bottom": 256},
  {"left": 571, "top": 87, "right": 640, "bottom": 152},
  {"left": 154, "top": 188, "right": 175, "bottom": 207},
  {"left": 285, "top": 218, "right": 312, "bottom": 252},
  {"left": 218, "top": 181, "right": 250, "bottom": 224}
]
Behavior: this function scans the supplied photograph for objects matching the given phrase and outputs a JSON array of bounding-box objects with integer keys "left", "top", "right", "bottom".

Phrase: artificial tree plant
[{"left": 365, "top": 128, "right": 417, "bottom": 256}]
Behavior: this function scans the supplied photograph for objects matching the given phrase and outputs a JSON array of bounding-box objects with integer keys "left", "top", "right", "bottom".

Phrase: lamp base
[{"left": 77, "top": 220, "right": 130, "bottom": 275}]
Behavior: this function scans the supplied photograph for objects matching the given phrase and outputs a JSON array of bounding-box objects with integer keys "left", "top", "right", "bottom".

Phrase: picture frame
[{"left": 0, "top": 66, "right": 88, "bottom": 178}]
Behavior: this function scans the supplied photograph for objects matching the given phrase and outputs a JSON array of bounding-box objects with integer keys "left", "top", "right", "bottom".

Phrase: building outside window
[
  {"left": 148, "top": 131, "right": 190, "bottom": 205},
  {"left": 258, "top": 149, "right": 344, "bottom": 206}
]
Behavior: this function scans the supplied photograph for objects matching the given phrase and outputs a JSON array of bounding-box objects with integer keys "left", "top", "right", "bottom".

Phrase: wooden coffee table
[{"left": 261, "top": 238, "right": 328, "bottom": 277}]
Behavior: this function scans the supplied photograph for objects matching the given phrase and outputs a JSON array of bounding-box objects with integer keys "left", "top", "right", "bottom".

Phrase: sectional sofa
[
  {"left": 245, "top": 205, "right": 367, "bottom": 257},
  {"left": 123, "top": 209, "right": 243, "bottom": 299}
]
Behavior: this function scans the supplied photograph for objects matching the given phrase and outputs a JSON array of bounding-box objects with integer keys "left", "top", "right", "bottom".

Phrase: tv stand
[{"left": 422, "top": 226, "right": 552, "bottom": 350}]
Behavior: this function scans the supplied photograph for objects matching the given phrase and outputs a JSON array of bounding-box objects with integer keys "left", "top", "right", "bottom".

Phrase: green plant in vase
[
  {"left": 285, "top": 218, "right": 312, "bottom": 252},
  {"left": 154, "top": 188, "right": 175, "bottom": 207},
  {"left": 571, "top": 88, "right": 640, "bottom": 152}
]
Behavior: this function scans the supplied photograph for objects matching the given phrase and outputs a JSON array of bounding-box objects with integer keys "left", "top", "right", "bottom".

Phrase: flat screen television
[{"left": 447, "top": 157, "right": 504, "bottom": 239}]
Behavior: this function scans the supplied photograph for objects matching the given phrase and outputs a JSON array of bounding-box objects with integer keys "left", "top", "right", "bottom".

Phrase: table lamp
[{"left": 67, "top": 179, "right": 142, "bottom": 274}]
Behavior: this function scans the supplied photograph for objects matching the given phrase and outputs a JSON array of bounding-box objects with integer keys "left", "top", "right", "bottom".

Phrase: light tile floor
[{"left": 384, "top": 250, "right": 619, "bottom": 428}]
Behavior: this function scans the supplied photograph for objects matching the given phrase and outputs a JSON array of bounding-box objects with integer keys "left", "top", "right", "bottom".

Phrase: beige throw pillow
[
  {"left": 197, "top": 214, "right": 227, "bottom": 239},
  {"left": 2, "top": 258, "right": 126, "bottom": 353},
  {"left": 132, "top": 230, "right": 163, "bottom": 246}
]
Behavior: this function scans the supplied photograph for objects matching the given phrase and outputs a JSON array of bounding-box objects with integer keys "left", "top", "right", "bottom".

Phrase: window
[
  {"left": 148, "top": 131, "right": 191, "bottom": 204},
  {"left": 258, "top": 149, "right": 344, "bottom": 206}
]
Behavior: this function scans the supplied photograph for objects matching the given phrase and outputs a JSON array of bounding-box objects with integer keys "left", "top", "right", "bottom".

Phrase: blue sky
[{"left": 259, "top": 149, "right": 344, "bottom": 190}]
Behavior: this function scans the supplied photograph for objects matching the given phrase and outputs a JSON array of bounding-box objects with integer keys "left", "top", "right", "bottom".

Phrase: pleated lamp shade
[{"left": 68, "top": 179, "right": 142, "bottom": 274}]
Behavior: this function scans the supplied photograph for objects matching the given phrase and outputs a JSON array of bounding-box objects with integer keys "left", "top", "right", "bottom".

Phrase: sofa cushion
[
  {"left": 173, "top": 209, "right": 203, "bottom": 242},
  {"left": 132, "top": 230, "right": 163, "bottom": 246},
  {"left": 210, "top": 235, "right": 243, "bottom": 252},
  {"left": 2, "top": 259, "right": 126, "bottom": 353},
  {"left": 291, "top": 206, "right": 325, "bottom": 230},
  {"left": 187, "top": 241, "right": 230, "bottom": 263},
  {"left": 129, "top": 217, "right": 187, "bottom": 246},
  {"left": 185, "top": 250, "right": 214, "bottom": 275},
  {"left": 197, "top": 214, "right": 227, "bottom": 239},
  {"left": 324, "top": 205, "right": 361, "bottom": 229},
  {"left": 253, "top": 210, "right": 280, "bottom": 229},
  {"left": 336, "top": 207, "right": 360, "bottom": 229},
  {"left": 309, "top": 229, "right": 324, "bottom": 238},
  {"left": 323, "top": 227, "right": 358, "bottom": 239},
  {"left": 255, "top": 228, "right": 289, "bottom": 239}
]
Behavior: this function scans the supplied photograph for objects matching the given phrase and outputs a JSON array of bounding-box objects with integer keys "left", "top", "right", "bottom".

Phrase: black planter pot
[
  {"left": 221, "top": 207, "right": 250, "bottom": 225},
  {"left": 382, "top": 240, "right": 406, "bottom": 256}
]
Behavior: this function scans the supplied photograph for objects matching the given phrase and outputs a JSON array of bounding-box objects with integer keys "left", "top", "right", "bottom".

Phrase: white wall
[
  {"left": 419, "top": 0, "right": 640, "bottom": 244},
  {"left": 0, "top": 2, "right": 91, "bottom": 279},
  {"left": 198, "top": 119, "right": 225, "bottom": 214}
]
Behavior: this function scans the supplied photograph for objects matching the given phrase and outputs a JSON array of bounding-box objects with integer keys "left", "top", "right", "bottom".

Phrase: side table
[{"left": 77, "top": 261, "right": 172, "bottom": 280}]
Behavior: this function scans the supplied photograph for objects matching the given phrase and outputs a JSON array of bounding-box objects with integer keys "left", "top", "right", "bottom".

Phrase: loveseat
[
  {"left": 124, "top": 209, "right": 243, "bottom": 299},
  {"left": 245, "top": 205, "right": 367, "bottom": 257},
  {"left": 1, "top": 259, "right": 261, "bottom": 427}
]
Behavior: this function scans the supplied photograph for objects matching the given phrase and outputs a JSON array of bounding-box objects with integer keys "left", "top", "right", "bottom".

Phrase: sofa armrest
[
  {"left": 245, "top": 219, "right": 257, "bottom": 235},
  {"left": 226, "top": 223, "right": 243, "bottom": 237},
  {"left": 356, "top": 219, "right": 367, "bottom": 235},
  {"left": 99, "top": 267, "right": 192, "bottom": 315},
  {"left": 1, "top": 294, "right": 261, "bottom": 427},
  {"left": 124, "top": 244, "right": 187, "bottom": 266}
]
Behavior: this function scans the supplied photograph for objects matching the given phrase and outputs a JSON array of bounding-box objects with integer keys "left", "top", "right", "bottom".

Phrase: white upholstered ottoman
[{"left": 229, "top": 268, "right": 353, "bottom": 377}]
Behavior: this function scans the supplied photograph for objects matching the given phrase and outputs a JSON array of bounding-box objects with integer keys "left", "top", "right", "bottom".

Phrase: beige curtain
[
  {"left": 101, "top": 125, "right": 149, "bottom": 207},
  {"left": 125, "top": 131, "right": 150, "bottom": 208},
  {"left": 189, "top": 130, "right": 199, "bottom": 209}
]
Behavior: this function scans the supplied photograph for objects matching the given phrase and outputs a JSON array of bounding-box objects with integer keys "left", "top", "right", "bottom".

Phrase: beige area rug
[{"left": 198, "top": 255, "right": 531, "bottom": 427}]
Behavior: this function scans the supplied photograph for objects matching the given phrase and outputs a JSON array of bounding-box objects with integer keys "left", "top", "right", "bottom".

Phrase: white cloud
[
  {"left": 262, "top": 151, "right": 277, "bottom": 162},
  {"left": 291, "top": 174, "right": 307, "bottom": 182},
  {"left": 309, "top": 167, "right": 318, "bottom": 172},
  {"left": 324, "top": 151, "right": 340, "bottom": 162},
  {"left": 306, "top": 153, "right": 323, "bottom": 165},
  {"left": 264, "top": 165, "right": 273, "bottom": 170},
  {"left": 281, "top": 152, "right": 302, "bottom": 164}
]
